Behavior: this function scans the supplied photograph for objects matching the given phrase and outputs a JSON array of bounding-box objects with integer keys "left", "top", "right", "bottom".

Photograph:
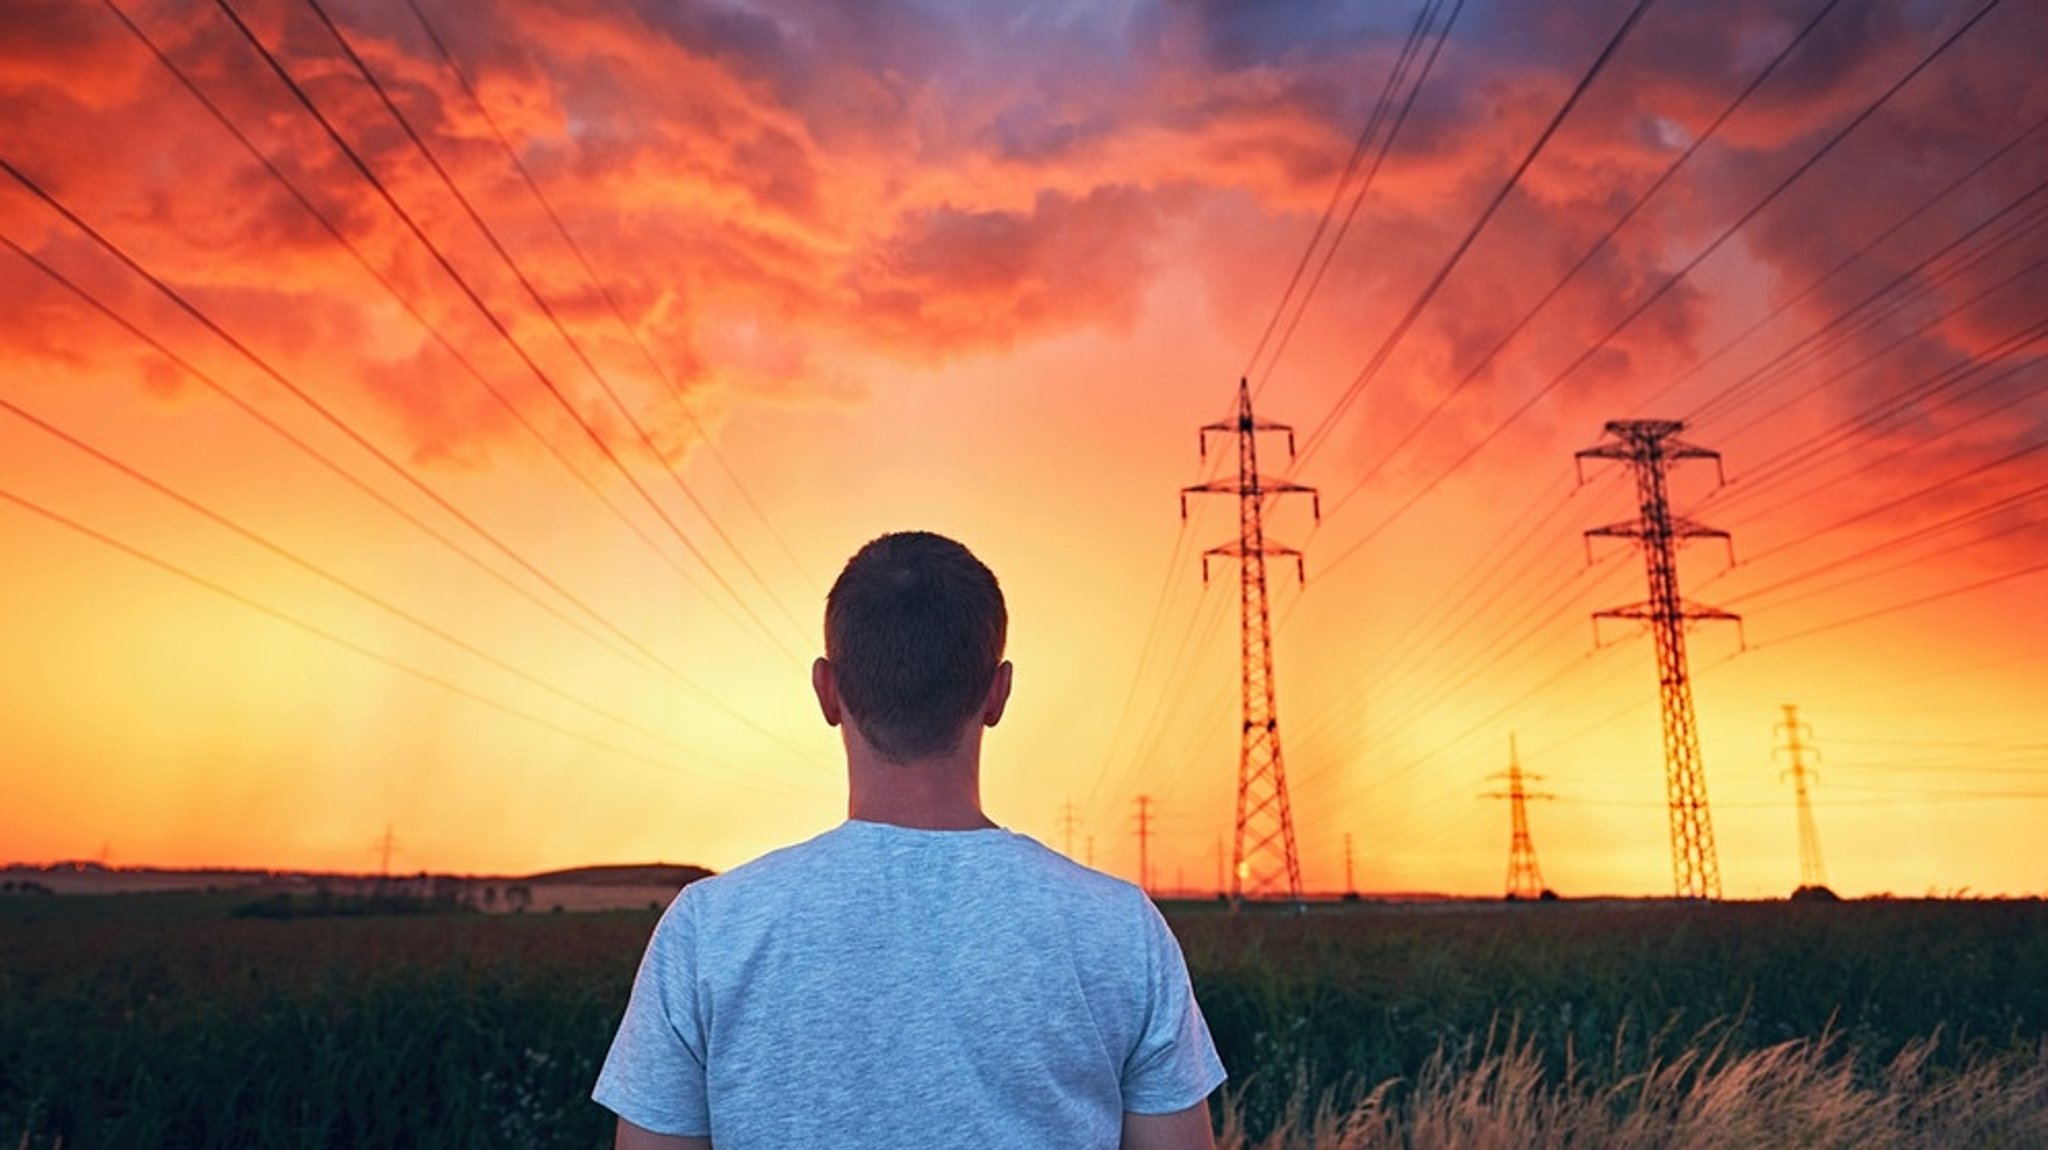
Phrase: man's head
[{"left": 819, "top": 531, "right": 1009, "bottom": 762}]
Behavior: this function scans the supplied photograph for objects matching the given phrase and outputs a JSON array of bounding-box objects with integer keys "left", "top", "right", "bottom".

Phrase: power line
[
  {"left": 396, "top": 0, "right": 816, "bottom": 596},
  {"left": 207, "top": 0, "right": 800, "bottom": 665},
  {"left": 1248, "top": 0, "right": 1465, "bottom": 392},
  {"left": 1310, "top": 0, "right": 1847, "bottom": 528},
  {"left": 1291, "top": 0, "right": 1658, "bottom": 471},
  {"left": 1285, "top": 471, "right": 1623, "bottom": 755},
  {"left": 1735, "top": 436, "right": 2048, "bottom": 577},
  {"left": 1725, "top": 490, "right": 2048, "bottom": 617},
  {"left": 1303, "top": 0, "right": 2011, "bottom": 581},
  {"left": 1289, "top": 550, "right": 1637, "bottom": 797},
  {"left": 0, "top": 213, "right": 812, "bottom": 766},
  {"left": 94, "top": 0, "right": 724, "bottom": 628},
  {"left": 0, "top": 483, "right": 791, "bottom": 791},
  {"left": 1091, "top": 520, "right": 1238, "bottom": 810},
  {"left": 1690, "top": 198, "right": 2048, "bottom": 437},
  {"left": 1750, "top": 557, "right": 2048, "bottom": 651},
  {"left": 0, "top": 392, "right": 741, "bottom": 766},
  {"left": 299, "top": 0, "right": 810, "bottom": 654},
  {"left": 1697, "top": 315, "right": 2048, "bottom": 529},
  {"left": 1294, "top": 87, "right": 2047, "bottom": 766},
  {"left": 1636, "top": 109, "right": 2048, "bottom": 422}
]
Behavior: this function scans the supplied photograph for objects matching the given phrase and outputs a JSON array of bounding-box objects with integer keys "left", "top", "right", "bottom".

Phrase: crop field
[{"left": 4, "top": 892, "right": 2045, "bottom": 1148}]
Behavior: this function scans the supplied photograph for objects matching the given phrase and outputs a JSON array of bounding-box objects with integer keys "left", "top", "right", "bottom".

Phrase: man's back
[{"left": 594, "top": 820, "right": 1224, "bottom": 1148}]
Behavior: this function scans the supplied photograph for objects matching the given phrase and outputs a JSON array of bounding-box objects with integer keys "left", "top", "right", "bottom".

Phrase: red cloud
[{"left": 0, "top": 0, "right": 2039, "bottom": 491}]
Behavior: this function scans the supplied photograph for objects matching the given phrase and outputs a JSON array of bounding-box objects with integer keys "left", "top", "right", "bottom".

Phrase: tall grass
[
  {"left": 1172, "top": 898, "right": 2048, "bottom": 1133},
  {"left": 1, "top": 899, "right": 642, "bottom": 1148},
  {"left": 4, "top": 894, "right": 2044, "bottom": 1147},
  {"left": 1215, "top": 1035, "right": 2048, "bottom": 1149}
]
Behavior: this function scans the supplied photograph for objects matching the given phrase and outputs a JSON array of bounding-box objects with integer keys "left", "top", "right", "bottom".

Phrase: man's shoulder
[
  {"left": 675, "top": 824, "right": 853, "bottom": 906},
  {"left": 1003, "top": 832, "right": 1151, "bottom": 902},
  {"left": 676, "top": 822, "right": 1153, "bottom": 919}
]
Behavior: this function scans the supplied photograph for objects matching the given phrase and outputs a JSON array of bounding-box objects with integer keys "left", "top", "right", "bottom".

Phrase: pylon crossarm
[
  {"left": 1605, "top": 418, "right": 1683, "bottom": 439},
  {"left": 1205, "top": 414, "right": 1294, "bottom": 434},
  {"left": 1255, "top": 475, "right": 1318, "bottom": 498},
  {"left": 1661, "top": 438, "right": 1723, "bottom": 465},
  {"left": 1586, "top": 519, "right": 1648, "bottom": 541},
  {"left": 1665, "top": 516, "right": 1730, "bottom": 541},
  {"left": 1209, "top": 540, "right": 1304, "bottom": 562}
]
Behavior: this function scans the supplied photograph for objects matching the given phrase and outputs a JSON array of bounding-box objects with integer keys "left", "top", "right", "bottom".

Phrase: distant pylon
[
  {"left": 1577, "top": 420, "right": 1741, "bottom": 901},
  {"left": 1483, "top": 734, "right": 1554, "bottom": 900},
  {"left": 1058, "top": 800, "right": 1080, "bottom": 860},
  {"left": 1774, "top": 704, "right": 1828, "bottom": 891},
  {"left": 1133, "top": 794, "right": 1155, "bottom": 893},
  {"left": 373, "top": 824, "right": 401, "bottom": 879},
  {"left": 1182, "top": 378, "right": 1320, "bottom": 906}
]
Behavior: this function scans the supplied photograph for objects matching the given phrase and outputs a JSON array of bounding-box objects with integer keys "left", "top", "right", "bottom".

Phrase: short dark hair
[{"left": 825, "top": 531, "right": 1007, "bottom": 761}]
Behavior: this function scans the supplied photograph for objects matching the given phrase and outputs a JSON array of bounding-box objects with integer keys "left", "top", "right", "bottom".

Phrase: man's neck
[{"left": 844, "top": 740, "right": 994, "bottom": 831}]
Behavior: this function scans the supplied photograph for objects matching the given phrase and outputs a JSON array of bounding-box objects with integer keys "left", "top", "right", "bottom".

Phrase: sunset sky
[{"left": 2, "top": 0, "right": 2043, "bottom": 898}]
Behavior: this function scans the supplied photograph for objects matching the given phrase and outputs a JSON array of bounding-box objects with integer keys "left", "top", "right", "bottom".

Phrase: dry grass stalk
[{"left": 1217, "top": 1036, "right": 2048, "bottom": 1149}]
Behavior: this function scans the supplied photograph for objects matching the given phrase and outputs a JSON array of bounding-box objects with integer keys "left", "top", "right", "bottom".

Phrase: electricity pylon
[
  {"left": 1058, "top": 800, "right": 1080, "bottom": 860},
  {"left": 1133, "top": 794, "right": 1155, "bottom": 893},
  {"left": 1774, "top": 704, "right": 1828, "bottom": 892},
  {"left": 1577, "top": 420, "right": 1740, "bottom": 900},
  {"left": 373, "top": 824, "right": 401, "bottom": 879},
  {"left": 1483, "top": 734, "right": 1553, "bottom": 900},
  {"left": 1182, "top": 378, "right": 1319, "bottom": 905}
]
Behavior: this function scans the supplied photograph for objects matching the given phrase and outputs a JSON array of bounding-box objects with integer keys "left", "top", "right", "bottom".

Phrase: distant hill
[
  {"left": 2, "top": 861, "right": 717, "bottom": 902},
  {"left": 521, "top": 863, "right": 715, "bottom": 888}
]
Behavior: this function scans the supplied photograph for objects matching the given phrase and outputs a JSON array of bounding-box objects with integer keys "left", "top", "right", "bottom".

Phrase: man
[{"left": 594, "top": 531, "right": 1225, "bottom": 1149}]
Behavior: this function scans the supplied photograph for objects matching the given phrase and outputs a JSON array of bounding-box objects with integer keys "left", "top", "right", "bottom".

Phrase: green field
[{"left": 4, "top": 892, "right": 2045, "bottom": 1147}]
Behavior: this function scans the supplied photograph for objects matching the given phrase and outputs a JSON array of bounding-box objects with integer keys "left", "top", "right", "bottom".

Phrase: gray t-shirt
[{"left": 593, "top": 820, "right": 1226, "bottom": 1148}]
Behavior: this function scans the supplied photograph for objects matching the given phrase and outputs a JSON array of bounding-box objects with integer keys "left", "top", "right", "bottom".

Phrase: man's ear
[
  {"left": 812, "top": 657, "right": 842, "bottom": 727},
  {"left": 981, "top": 660, "right": 1014, "bottom": 728}
]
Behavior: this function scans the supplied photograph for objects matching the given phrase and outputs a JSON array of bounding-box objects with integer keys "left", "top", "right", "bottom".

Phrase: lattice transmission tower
[
  {"left": 1577, "top": 420, "right": 1740, "bottom": 900},
  {"left": 1774, "top": 704, "right": 1828, "bottom": 892},
  {"left": 1133, "top": 794, "right": 1154, "bottom": 893},
  {"left": 1182, "top": 378, "right": 1319, "bottom": 905},
  {"left": 1483, "top": 734, "right": 1553, "bottom": 900},
  {"left": 373, "top": 823, "right": 401, "bottom": 880}
]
